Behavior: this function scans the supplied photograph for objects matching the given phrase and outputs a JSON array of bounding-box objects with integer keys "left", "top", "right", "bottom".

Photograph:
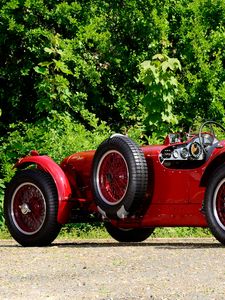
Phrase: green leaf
[
  {"left": 34, "top": 66, "right": 49, "bottom": 75},
  {"left": 53, "top": 60, "right": 73, "bottom": 75},
  {"left": 44, "top": 47, "right": 54, "bottom": 54}
]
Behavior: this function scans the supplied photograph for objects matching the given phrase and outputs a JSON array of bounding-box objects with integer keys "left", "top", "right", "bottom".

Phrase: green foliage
[
  {"left": 169, "top": 0, "right": 225, "bottom": 124},
  {"left": 59, "top": 223, "right": 109, "bottom": 240},
  {"left": 153, "top": 227, "right": 211, "bottom": 238},
  {"left": 139, "top": 54, "right": 181, "bottom": 137},
  {"left": 2, "top": 0, "right": 225, "bottom": 133},
  {"left": 0, "top": 112, "right": 110, "bottom": 182},
  {"left": 0, "top": 179, "right": 5, "bottom": 228}
]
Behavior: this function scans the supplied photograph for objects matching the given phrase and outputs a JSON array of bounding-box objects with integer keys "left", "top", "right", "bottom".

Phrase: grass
[
  {"left": 59, "top": 225, "right": 212, "bottom": 240},
  {"left": 152, "top": 227, "right": 211, "bottom": 238},
  {"left": 0, "top": 224, "right": 212, "bottom": 240},
  {"left": 0, "top": 227, "right": 12, "bottom": 239},
  {"left": 58, "top": 224, "right": 109, "bottom": 240}
]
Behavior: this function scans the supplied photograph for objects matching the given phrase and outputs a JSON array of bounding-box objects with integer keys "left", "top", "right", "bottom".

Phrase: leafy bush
[
  {"left": 2, "top": 0, "right": 225, "bottom": 133},
  {"left": 0, "top": 111, "right": 110, "bottom": 181},
  {"left": 139, "top": 54, "right": 181, "bottom": 137},
  {"left": 0, "top": 179, "right": 5, "bottom": 228}
]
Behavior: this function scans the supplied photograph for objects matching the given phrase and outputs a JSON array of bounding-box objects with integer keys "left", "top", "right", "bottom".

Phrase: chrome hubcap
[{"left": 19, "top": 203, "right": 31, "bottom": 215}]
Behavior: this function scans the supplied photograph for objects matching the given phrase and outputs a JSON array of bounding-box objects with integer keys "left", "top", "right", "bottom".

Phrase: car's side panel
[
  {"left": 113, "top": 203, "right": 207, "bottom": 228},
  {"left": 60, "top": 150, "right": 95, "bottom": 202},
  {"left": 140, "top": 146, "right": 207, "bottom": 226},
  {"left": 143, "top": 146, "right": 191, "bottom": 204},
  {"left": 142, "top": 144, "right": 223, "bottom": 207},
  {"left": 188, "top": 170, "right": 206, "bottom": 203},
  {"left": 153, "top": 164, "right": 190, "bottom": 204},
  {"left": 143, "top": 203, "right": 207, "bottom": 226},
  {"left": 200, "top": 142, "right": 225, "bottom": 187},
  {"left": 152, "top": 164, "right": 206, "bottom": 204}
]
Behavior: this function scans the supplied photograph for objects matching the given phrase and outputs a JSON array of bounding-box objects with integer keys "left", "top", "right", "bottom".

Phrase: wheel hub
[{"left": 19, "top": 203, "right": 31, "bottom": 215}]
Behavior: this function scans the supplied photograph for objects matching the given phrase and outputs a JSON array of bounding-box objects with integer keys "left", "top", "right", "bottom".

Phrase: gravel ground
[{"left": 0, "top": 237, "right": 224, "bottom": 300}]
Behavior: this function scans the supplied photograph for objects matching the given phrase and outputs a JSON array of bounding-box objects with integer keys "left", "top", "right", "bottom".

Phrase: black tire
[
  {"left": 204, "top": 165, "right": 225, "bottom": 245},
  {"left": 105, "top": 222, "right": 155, "bottom": 242},
  {"left": 92, "top": 135, "right": 148, "bottom": 219},
  {"left": 4, "top": 169, "right": 61, "bottom": 246}
]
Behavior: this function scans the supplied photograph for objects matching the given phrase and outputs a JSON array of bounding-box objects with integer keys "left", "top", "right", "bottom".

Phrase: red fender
[{"left": 15, "top": 152, "right": 72, "bottom": 224}]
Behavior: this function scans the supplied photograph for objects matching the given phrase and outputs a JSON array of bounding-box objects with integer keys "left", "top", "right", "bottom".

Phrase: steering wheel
[{"left": 199, "top": 121, "right": 225, "bottom": 154}]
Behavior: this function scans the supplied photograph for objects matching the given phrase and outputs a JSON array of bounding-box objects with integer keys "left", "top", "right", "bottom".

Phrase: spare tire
[{"left": 92, "top": 135, "right": 148, "bottom": 219}]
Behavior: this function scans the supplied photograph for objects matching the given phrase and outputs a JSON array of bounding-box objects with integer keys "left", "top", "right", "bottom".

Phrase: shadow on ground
[
  {"left": 0, "top": 238, "right": 223, "bottom": 249},
  {"left": 54, "top": 239, "right": 223, "bottom": 250}
]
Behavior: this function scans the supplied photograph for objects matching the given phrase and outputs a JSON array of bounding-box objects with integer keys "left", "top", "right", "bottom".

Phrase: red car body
[
  {"left": 4, "top": 121, "right": 225, "bottom": 246},
  {"left": 16, "top": 137, "right": 225, "bottom": 227}
]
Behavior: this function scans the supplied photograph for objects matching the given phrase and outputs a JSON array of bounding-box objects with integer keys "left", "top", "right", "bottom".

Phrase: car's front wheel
[
  {"left": 4, "top": 169, "right": 61, "bottom": 246},
  {"left": 204, "top": 165, "right": 225, "bottom": 245}
]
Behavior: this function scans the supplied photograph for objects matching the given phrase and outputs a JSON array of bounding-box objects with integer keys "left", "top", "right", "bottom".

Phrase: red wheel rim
[
  {"left": 214, "top": 179, "right": 225, "bottom": 230},
  {"left": 97, "top": 151, "right": 129, "bottom": 205},
  {"left": 11, "top": 183, "right": 46, "bottom": 235}
]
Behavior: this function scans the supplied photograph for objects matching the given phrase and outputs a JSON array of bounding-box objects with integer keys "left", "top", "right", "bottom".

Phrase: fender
[
  {"left": 15, "top": 152, "right": 72, "bottom": 224},
  {"left": 200, "top": 143, "right": 225, "bottom": 187}
]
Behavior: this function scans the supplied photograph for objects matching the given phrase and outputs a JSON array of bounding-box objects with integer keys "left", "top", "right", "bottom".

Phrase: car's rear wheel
[
  {"left": 4, "top": 169, "right": 61, "bottom": 246},
  {"left": 92, "top": 135, "right": 148, "bottom": 219},
  {"left": 204, "top": 165, "right": 225, "bottom": 245},
  {"left": 105, "top": 222, "right": 155, "bottom": 242}
]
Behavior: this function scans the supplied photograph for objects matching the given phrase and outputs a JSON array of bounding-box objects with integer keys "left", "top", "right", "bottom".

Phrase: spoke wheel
[
  {"left": 12, "top": 183, "right": 47, "bottom": 235},
  {"left": 4, "top": 169, "right": 61, "bottom": 246},
  {"left": 92, "top": 135, "right": 148, "bottom": 219},
  {"left": 97, "top": 150, "right": 129, "bottom": 205},
  {"left": 212, "top": 179, "right": 225, "bottom": 230},
  {"left": 205, "top": 165, "right": 225, "bottom": 245}
]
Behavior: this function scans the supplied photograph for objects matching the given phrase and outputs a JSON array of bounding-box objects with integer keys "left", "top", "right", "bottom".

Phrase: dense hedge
[
  {"left": 1, "top": 0, "right": 225, "bottom": 227},
  {"left": 1, "top": 0, "right": 225, "bottom": 131},
  {"left": 1, "top": 0, "right": 225, "bottom": 132}
]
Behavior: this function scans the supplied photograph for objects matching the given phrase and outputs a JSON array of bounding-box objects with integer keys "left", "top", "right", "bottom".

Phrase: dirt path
[{"left": 0, "top": 238, "right": 224, "bottom": 300}]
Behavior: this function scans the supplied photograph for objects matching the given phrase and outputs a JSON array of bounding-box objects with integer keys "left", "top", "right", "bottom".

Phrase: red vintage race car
[{"left": 4, "top": 120, "right": 225, "bottom": 246}]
